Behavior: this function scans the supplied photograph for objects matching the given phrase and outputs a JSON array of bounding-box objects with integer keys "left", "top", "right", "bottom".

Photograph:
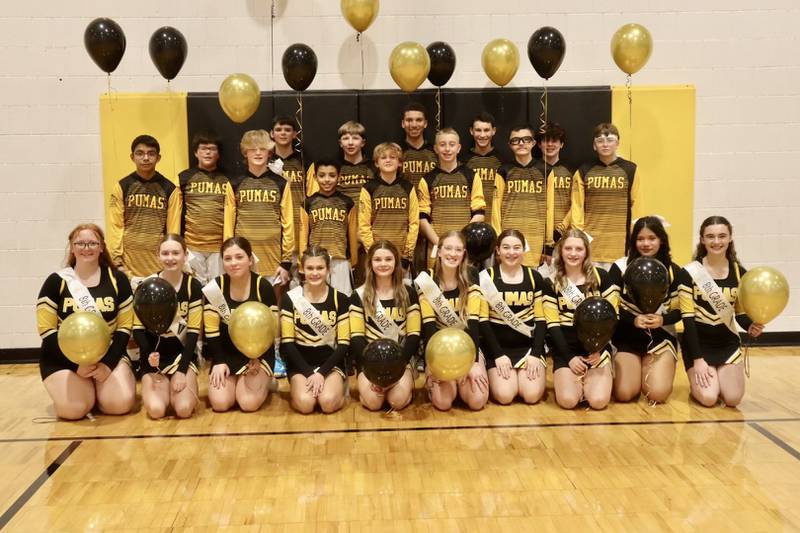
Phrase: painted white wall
[{"left": 1, "top": 1, "right": 798, "bottom": 348}]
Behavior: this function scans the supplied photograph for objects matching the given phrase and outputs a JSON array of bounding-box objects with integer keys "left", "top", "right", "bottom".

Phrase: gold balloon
[
  {"left": 219, "top": 73, "right": 261, "bottom": 124},
  {"left": 611, "top": 23, "right": 653, "bottom": 75},
  {"left": 57, "top": 312, "right": 111, "bottom": 366},
  {"left": 739, "top": 267, "right": 789, "bottom": 324},
  {"left": 341, "top": 0, "right": 379, "bottom": 33},
  {"left": 425, "top": 327, "right": 476, "bottom": 381},
  {"left": 229, "top": 302, "right": 277, "bottom": 359},
  {"left": 389, "top": 41, "right": 430, "bottom": 93},
  {"left": 481, "top": 38, "right": 520, "bottom": 87}
]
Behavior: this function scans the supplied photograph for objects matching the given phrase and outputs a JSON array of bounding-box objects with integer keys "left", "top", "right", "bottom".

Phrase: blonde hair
[
  {"left": 435, "top": 127, "right": 459, "bottom": 143},
  {"left": 433, "top": 231, "right": 472, "bottom": 321},
  {"left": 362, "top": 241, "right": 409, "bottom": 323},
  {"left": 239, "top": 129, "right": 275, "bottom": 156},
  {"left": 553, "top": 228, "right": 598, "bottom": 293},
  {"left": 65, "top": 223, "right": 114, "bottom": 268},
  {"left": 338, "top": 120, "right": 366, "bottom": 138},
  {"left": 372, "top": 142, "right": 403, "bottom": 163}
]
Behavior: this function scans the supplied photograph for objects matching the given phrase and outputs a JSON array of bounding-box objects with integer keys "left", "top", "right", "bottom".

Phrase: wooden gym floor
[{"left": 0, "top": 348, "right": 799, "bottom": 532}]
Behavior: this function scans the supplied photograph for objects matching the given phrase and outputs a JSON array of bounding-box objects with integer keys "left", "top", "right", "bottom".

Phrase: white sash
[
  {"left": 558, "top": 277, "right": 586, "bottom": 310},
  {"left": 57, "top": 267, "right": 101, "bottom": 315},
  {"left": 414, "top": 271, "right": 467, "bottom": 329},
  {"left": 479, "top": 270, "right": 533, "bottom": 337},
  {"left": 202, "top": 279, "right": 231, "bottom": 324},
  {"left": 356, "top": 287, "right": 403, "bottom": 342},
  {"left": 287, "top": 286, "right": 337, "bottom": 348},
  {"left": 685, "top": 261, "right": 738, "bottom": 336},
  {"left": 613, "top": 257, "right": 628, "bottom": 275}
]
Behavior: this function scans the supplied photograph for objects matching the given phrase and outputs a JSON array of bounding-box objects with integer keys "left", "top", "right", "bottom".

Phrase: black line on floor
[
  {"left": 0, "top": 417, "right": 799, "bottom": 445},
  {"left": 748, "top": 422, "right": 800, "bottom": 462},
  {"left": 0, "top": 440, "right": 81, "bottom": 530}
]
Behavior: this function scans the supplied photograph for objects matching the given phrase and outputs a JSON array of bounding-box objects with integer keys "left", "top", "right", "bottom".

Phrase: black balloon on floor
[
  {"left": 575, "top": 296, "right": 617, "bottom": 353},
  {"left": 282, "top": 43, "right": 318, "bottom": 91},
  {"left": 462, "top": 222, "right": 497, "bottom": 263},
  {"left": 362, "top": 339, "right": 406, "bottom": 389},
  {"left": 134, "top": 278, "right": 178, "bottom": 336},
  {"left": 84, "top": 18, "right": 126, "bottom": 74},
  {"left": 149, "top": 26, "right": 188, "bottom": 81},
  {"left": 624, "top": 257, "right": 670, "bottom": 314}
]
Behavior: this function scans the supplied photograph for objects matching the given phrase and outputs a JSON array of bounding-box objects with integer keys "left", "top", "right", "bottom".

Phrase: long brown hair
[
  {"left": 433, "top": 231, "right": 472, "bottom": 320},
  {"left": 362, "top": 240, "right": 409, "bottom": 322},
  {"left": 553, "top": 228, "right": 598, "bottom": 293},
  {"left": 65, "top": 223, "right": 114, "bottom": 268},
  {"left": 694, "top": 215, "right": 738, "bottom": 263},
  {"left": 494, "top": 229, "right": 527, "bottom": 268}
]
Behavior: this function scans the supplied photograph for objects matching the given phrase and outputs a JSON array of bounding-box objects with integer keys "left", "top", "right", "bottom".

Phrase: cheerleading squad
[{"left": 36, "top": 104, "right": 766, "bottom": 420}]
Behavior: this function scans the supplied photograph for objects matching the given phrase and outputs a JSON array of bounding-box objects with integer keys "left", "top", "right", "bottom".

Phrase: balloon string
[
  {"left": 270, "top": 0, "right": 276, "bottom": 91},
  {"left": 744, "top": 337, "right": 753, "bottom": 378},
  {"left": 642, "top": 327, "right": 656, "bottom": 405},
  {"left": 539, "top": 83, "right": 548, "bottom": 250},
  {"left": 107, "top": 74, "right": 111, "bottom": 97},
  {"left": 626, "top": 74, "right": 633, "bottom": 160},
  {"left": 295, "top": 93, "right": 304, "bottom": 147},
  {"left": 435, "top": 87, "right": 442, "bottom": 131},
  {"left": 358, "top": 32, "right": 365, "bottom": 90}
]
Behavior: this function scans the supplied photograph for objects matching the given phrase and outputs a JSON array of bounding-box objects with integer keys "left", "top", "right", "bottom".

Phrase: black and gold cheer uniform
[
  {"left": 280, "top": 287, "right": 350, "bottom": 378},
  {"left": 133, "top": 272, "right": 203, "bottom": 375},
  {"left": 419, "top": 275, "right": 482, "bottom": 363},
  {"left": 678, "top": 260, "right": 753, "bottom": 369},
  {"left": 479, "top": 266, "right": 546, "bottom": 369},
  {"left": 491, "top": 159, "right": 547, "bottom": 266},
  {"left": 542, "top": 268, "right": 619, "bottom": 370},
  {"left": 571, "top": 158, "right": 639, "bottom": 262},
  {"left": 401, "top": 141, "right": 437, "bottom": 190},
  {"left": 349, "top": 285, "right": 421, "bottom": 371},
  {"left": 204, "top": 273, "right": 278, "bottom": 375},
  {"left": 231, "top": 170, "right": 294, "bottom": 275},
  {"left": 276, "top": 150, "right": 308, "bottom": 255},
  {"left": 108, "top": 172, "right": 182, "bottom": 277},
  {"left": 609, "top": 260, "right": 681, "bottom": 356},
  {"left": 178, "top": 167, "right": 235, "bottom": 253},
  {"left": 464, "top": 148, "right": 502, "bottom": 225},
  {"left": 544, "top": 160, "right": 574, "bottom": 254},
  {"left": 299, "top": 191, "right": 358, "bottom": 263},
  {"left": 358, "top": 176, "right": 419, "bottom": 266},
  {"left": 36, "top": 267, "right": 133, "bottom": 379}
]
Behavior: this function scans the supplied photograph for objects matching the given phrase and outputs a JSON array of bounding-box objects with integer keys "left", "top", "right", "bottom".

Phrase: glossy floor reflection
[{"left": 0, "top": 348, "right": 799, "bottom": 531}]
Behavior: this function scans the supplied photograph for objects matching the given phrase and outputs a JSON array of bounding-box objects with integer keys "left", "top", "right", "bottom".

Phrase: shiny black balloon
[
  {"left": 134, "top": 278, "right": 178, "bottom": 336},
  {"left": 426, "top": 41, "right": 456, "bottom": 87},
  {"left": 462, "top": 222, "right": 497, "bottom": 263},
  {"left": 149, "top": 26, "right": 187, "bottom": 81},
  {"left": 282, "top": 43, "right": 318, "bottom": 91},
  {"left": 575, "top": 297, "right": 617, "bottom": 353},
  {"left": 362, "top": 339, "right": 406, "bottom": 389},
  {"left": 84, "top": 18, "right": 126, "bottom": 74},
  {"left": 527, "top": 26, "right": 566, "bottom": 80},
  {"left": 624, "top": 257, "right": 669, "bottom": 314}
]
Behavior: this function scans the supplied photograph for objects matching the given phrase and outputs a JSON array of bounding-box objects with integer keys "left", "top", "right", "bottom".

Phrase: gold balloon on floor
[
  {"left": 57, "top": 312, "right": 111, "bottom": 366},
  {"left": 219, "top": 73, "right": 261, "bottom": 124},
  {"left": 229, "top": 302, "right": 276, "bottom": 359},
  {"left": 389, "top": 41, "right": 430, "bottom": 93},
  {"left": 425, "top": 327, "right": 475, "bottom": 381},
  {"left": 481, "top": 38, "right": 519, "bottom": 87},
  {"left": 341, "top": 0, "right": 379, "bottom": 33},
  {"left": 739, "top": 267, "right": 789, "bottom": 324},
  {"left": 611, "top": 23, "right": 653, "bottom": 75}
]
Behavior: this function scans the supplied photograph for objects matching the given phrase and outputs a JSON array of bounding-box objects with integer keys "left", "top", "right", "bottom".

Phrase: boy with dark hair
[
  {"left": 400, "top": 103, "right": 437, "bottom": 189},
  {"left": 108, "top": 134, "right": 182, "bottom": 277},
  {"left": 535, "top": 122, "right": 573, "bottom": 262},
  {"left": 270, "top": 116, "right": 307, "bottom": 259},
  {"left": 571, "top": 123, "right": 640, "bottom": 266},
  {"left": 465, "top": 111, "right": 502, "bottom": 225},
  {"left": 178, "top": 130, "right": 235, "bottom": 283}
]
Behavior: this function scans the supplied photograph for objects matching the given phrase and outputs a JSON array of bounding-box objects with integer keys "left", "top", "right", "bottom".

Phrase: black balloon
[
  {"left": 462, "top": 222, "right": 497, "bottom": 263},
  {"left": 362, "top": 339, "right": 406, "bottom": 389},
  {"left": 134, "top": 278, "right": 178, "bottom": 336},
  {"left": 426, "top": 41, "right": 456, "bottom": 87},
  {"left": 624, "top": 257, "right": 669, "bottom": 314},
  {"left": 527, "top": 26, "right": 566, "bottom": 80},
  {"left": 84, "top": 18, "right": 126, "bottom": 74},
  {"left": 282, "top": 43, "right": 318, "bottom": 91},
  {"left": 575, "top": 297, "right": 617, "bottom": 353},
  {"left": 149, "top": 26, "right": 187, "bottom": 81}
]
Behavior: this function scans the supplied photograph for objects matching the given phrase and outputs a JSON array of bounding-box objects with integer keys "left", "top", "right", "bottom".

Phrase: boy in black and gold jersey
[
  {"left": 108, "top": 135, "right": 182, "bottom": 278},
  {"left": 307, "top": 121, "right": 374, "bottom": 204},
  {"left": 465, "top": 112, "right": 502, "bottom": 225},
  {"left": 270, "top": 116, "right": 307, "bottom": 260},
  {"left": 178, "top": 131, "right": 235, "bottom": 283},
  {"left": 299, "top": 160, "right": 358, "bottom": 295},
  {"left": 491, "top": 125, "right": 547, "bottom": 267},
  {"left": 400, "top": 103, "right": 437, "bottom": 189},
  {"left": 571, "top": 123, "right": 640, "bottom": 266},
  {"left": 418, "top": 128, "right": 485, "bottom": 268},
  {"left": 537, "top": 122, "right": 573, "bottom": 261},
  {"left": 359, "top": 142, "right": 419, "bottom": 271},
  {"left": 230, "top": 130, "right": 294, "bottom": 286}
]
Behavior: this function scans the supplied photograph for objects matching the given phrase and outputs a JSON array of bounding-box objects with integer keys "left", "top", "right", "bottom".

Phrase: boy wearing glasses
[
  {"left": 491, "top": 125, "right": 548, "bottom": 267},
  {"left": 178, "top": 131, "right": 235, "bottom": 284},
  {"left": 570, "top": 123, "right": 639, "bottom": 267},
  {"left": 108, "top": 135, "right": 182, "bottom": 277}
]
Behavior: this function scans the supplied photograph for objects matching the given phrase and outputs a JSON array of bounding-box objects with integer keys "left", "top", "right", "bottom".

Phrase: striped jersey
[
  {"left": 464, "top": 148, "right": 502, "bottom": 225},
  {"left": 276, "top": 151, "right": 308, "bottom": 254},
  {"left": 401, "top": 141, "right": 437, "bottom": 189},
  {"left": 178, "top": 167, "right": 235, "bottom": 253},
  {"left": 358, "top": 176, "right": 419, "bottom": 262},
  {"left": 300, "top": 191, "right": 358, "bottom": 262}
]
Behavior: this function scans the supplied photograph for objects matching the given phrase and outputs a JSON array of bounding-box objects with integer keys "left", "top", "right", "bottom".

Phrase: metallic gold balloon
[
  {"left": 218, "top": 73, "right": 261, "bottom": 124},
  {"left": 341, "top": 0, "right": 379, "bottom": 33},
  {"left": 739, "top": 267, "right": 789, "bottom": 324},
  {"left": 610, "top": 23, "right": 653, "bottom": 75},
  {"left": 389, "top": 41, "right": 430, "bottom": 93},
  {"left": 57, "top": 312, "right": 111, "bottom": 366},
  {"left": 481, "top": 38, "right": 520, "bottom": 87},
  {"left": 229, "top": 302, "right": 276, "bottom": 359},
  {"left": 425, "top": 327, "right": 476, "bottom": 381}
]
